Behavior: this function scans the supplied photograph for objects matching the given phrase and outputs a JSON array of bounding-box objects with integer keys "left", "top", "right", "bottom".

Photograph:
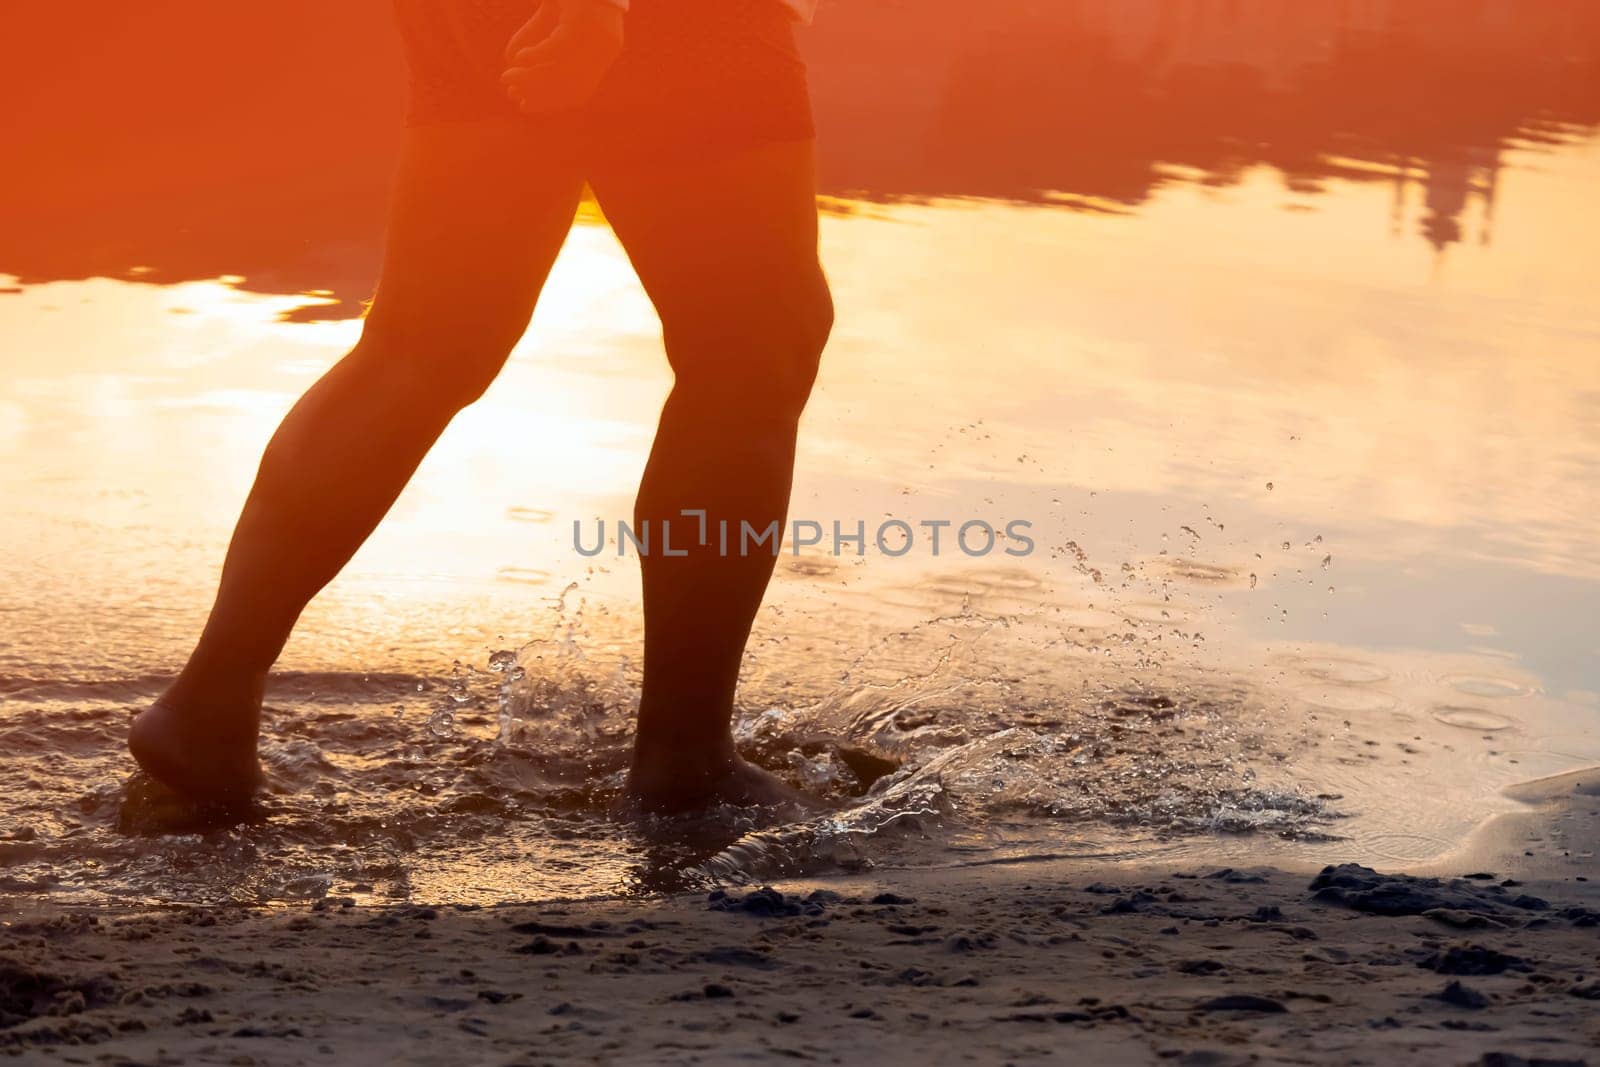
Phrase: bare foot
[
  {"left": 627, "top": 752, "right": 824, "bottom": 816},
  {"left": 128, "top": 698, "right": 264, "bottom": 805}
]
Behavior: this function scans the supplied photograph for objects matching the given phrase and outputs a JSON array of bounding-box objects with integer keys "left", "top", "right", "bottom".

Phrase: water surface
[{"left": 1, "top": 0, "right": 1597, "bottom": 905}]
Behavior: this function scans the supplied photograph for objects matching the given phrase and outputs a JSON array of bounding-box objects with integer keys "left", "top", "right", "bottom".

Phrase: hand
[{"left": 500, "top": 0, "right": 625, "bottom": 116}]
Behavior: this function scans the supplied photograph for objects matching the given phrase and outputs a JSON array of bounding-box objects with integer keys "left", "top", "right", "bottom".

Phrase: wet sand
[{"left": 6, "top": 779, "right": 1595, "bottom": 1066}]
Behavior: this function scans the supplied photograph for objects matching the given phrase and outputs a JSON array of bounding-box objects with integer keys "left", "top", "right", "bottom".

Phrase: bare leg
[
  {"left": 591, "top": 140, "right": 833, "bottom": 811},
  {"left": 130, "top": 123, "right": 585, "bottom": 801}
]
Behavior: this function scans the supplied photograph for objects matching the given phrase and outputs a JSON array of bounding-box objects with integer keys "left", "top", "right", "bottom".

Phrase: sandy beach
[{"left": 6, "top": 772, "right": 1596, "bottom": 1065}]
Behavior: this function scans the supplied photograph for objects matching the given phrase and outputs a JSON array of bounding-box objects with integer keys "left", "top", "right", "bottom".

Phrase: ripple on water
[
  {"left": 1442, "top": 674, "right": 1529, "bottom": 699},
  {"left": 1296, "top": 685, "right": 1399, "bottom": 713},
  {"left": 1121, "top": 601, "right": 1192, "bottom": 625},
  {"left": 1355, "top": 830, "right": 1458, "bottom": 863},
  {"left": 911, "top": 567, "right": 1044, "bottom": 599},
  {"left": 1283, "top": 655, "right": 1391, "bottom": 685},
  {"left": 1051, "top": 606, "right": 1124, "bottom": 630},
  {"left": 1431, "top": 705, "right": 1516, "bottom": 732},
  {"left": 783, "top": 555, "right": 842, "bottom": 579},
  {"left": 495, "top": 567, "right": 551, "bottom": 586},
  {"left": 1144, "top": 558, "right": 1247, "bottom": 587},
  {"left": 871, "top": 566, "right": 1049, "bottom": 615}
]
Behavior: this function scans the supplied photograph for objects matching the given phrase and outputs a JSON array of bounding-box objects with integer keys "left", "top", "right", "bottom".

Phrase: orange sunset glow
[{"left": 1, "top": 2, "right": 1598, "bottom": 1063}]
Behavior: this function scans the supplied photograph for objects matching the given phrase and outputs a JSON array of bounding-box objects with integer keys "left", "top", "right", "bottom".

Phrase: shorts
[{"left": 392, "top": 0, "right": 815, "bottom": 165}]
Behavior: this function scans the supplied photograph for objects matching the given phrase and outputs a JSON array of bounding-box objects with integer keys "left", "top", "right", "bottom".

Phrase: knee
[
  {"left": 351, "top": 313, "right": 526, "bottom": 416},
  {"left": 793, "top": 284, "right": 836, "bottom": 388},
  {"left": 762, "top": 287, "right": 832, "bottom": 417},
  {"left": 667, "top": 280, "right": 834, "bottom": 423}
]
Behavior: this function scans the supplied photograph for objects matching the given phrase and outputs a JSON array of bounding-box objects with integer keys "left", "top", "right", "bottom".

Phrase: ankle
[
  {"left": 160, "top": 663, "right": 266, "bottom": 728},
  {"left": 630, "top": 734, "right": 739, "bottom": 784}
]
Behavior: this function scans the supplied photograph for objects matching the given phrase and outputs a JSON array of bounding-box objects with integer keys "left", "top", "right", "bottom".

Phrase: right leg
[{"left": 130, "top": 122, "right": 585, "bottom": 801}]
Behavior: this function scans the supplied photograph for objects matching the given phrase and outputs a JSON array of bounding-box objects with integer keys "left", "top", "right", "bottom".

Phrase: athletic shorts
[{"left": 392, "top": 0, "right": 815, "bottom": 164}]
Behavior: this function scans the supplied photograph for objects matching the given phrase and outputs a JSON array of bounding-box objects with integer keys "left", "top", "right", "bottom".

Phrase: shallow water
[{"left": 2, "top": 0, "right": 1598, "bottom": 905}]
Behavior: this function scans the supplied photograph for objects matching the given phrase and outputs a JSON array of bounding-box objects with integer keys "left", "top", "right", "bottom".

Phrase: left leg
[{"left": 589, "top": 139, "right": 833, "bottom": 811}]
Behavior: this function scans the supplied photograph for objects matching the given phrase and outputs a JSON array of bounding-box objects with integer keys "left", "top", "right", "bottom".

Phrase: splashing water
[{"left": 0, "top": 565, "right": 1362, "bottom": 907}]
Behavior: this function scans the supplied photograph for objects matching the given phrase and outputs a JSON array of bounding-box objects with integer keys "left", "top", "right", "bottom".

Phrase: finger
[
  {"left": 502, "top": 63, "right": 596, "bottom": 114},
  {"left": 501, "top": 61, "right": 577, "bottom": 95},
  {"left": 509, "top": 46, "right": 553, "bottom": 67},
  {"left": 501, "top": 62, "right": 564, "bottom": 91},
  {"left": 501, "top": 63, "right": 562, "bottom": 108},
  {"left": 505, "top": 23, "right": 581, "bottom": 70},
  {"left": 504, "top": 1, "right": 560, "bottom": 64},
  {"left": 500, "top": 38, "right": 577, "bottom": 96}
]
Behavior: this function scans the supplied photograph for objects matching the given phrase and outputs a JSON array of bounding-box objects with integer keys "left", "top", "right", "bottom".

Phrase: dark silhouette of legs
[
  {"left": 130, "top": 128, "right": 830, "bottom": 812},
  {"left": 130, "top": 123, "right": 585, "bottom": 800},
  {"left": 592, "top": 140, "right": 832, "bottom": 810}
]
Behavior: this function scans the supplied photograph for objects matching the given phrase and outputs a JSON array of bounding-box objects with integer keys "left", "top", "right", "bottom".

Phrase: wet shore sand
[{"left": 5, "top": 773, "right": 1596, "bottom": 1066}]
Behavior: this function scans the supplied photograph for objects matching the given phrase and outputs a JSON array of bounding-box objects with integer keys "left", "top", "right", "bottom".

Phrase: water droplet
[
  {"left": 427, "top": 709, "right": 456, "bottom": 738},
  {"left": 1265, "top": 482, "right": 1274, "bottom": 491},
  {"left": 1248, "top": 573, "right": 1258, "bottom": 589},
  {"left": 487, "top": 650, "right": 519, "bottom": 673},
  {"left": 1320, "top": 554, "right": 1332, "bottom": 570},
  {"left": 1280, "top": 541, "right": 1291, "bottom": 551}
]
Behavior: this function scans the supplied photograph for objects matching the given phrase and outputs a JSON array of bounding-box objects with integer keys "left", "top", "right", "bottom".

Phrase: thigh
[
  {"left": 584, "top": 0, "right": 815, "bottom": 168},
  {"left": 587, "top": 139, "right": 828, "bottom": 376},
  {"left": 364, "top": 120, "right": 586, "bottom": 354}
]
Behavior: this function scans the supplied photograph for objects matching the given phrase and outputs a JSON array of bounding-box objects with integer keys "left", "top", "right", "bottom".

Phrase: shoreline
[
  {"left": 1415, "top": 766, "right": 1600, "bottom": 884},
  {"left": 4, "top": 779, "right": 1597, "bottom": 1064}
]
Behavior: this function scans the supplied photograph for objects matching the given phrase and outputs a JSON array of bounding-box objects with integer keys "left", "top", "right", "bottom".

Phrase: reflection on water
[
  {"left": 1, "top": 1, "right": 1597, "bottom": 904},
  {"left": 810, "top": 0, "right": 1600, "bottom": 242},
  {"left": 2, "top": 1, "right": 1595, "bottom": 315}
]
